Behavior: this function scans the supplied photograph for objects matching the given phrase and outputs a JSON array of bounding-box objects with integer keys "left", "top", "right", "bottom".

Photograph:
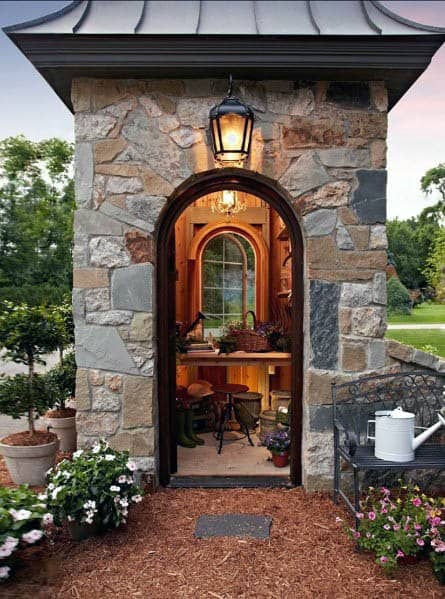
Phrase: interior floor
[{"left": 177, "top": 431, "right": 290, "bottom": 477}]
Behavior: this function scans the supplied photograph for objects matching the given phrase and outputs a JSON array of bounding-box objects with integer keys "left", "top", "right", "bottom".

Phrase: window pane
[
  {"left": 203, "top": 261, "right": 222, "bottom": 287},
  {"left": 223, "top": 263, "right": 243, "bottom": 289}
]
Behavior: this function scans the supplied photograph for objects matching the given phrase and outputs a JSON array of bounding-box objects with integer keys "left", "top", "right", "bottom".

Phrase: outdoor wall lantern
[{"left": 209, "top": 75, "right": 254, "bottom": 164}]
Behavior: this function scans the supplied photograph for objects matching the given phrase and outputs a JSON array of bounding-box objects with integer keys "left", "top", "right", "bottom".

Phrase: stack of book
[{"left": 187, "top": 342, "right": 215, "bottom": 353}]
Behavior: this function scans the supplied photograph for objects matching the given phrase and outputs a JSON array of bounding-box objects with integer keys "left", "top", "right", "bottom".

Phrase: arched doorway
[{"left": 156, "top": 169, "right": 304, "bottom": 486}]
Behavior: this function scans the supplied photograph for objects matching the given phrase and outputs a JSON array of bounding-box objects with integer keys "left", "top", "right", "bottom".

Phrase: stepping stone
[{"left": 195, "top": 514, "right": 272, "bottom": 539}]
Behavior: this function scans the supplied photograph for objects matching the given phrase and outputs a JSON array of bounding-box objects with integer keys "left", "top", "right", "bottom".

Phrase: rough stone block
[
  {"left": 109, "top": 429, "right": 154, "bottom": 456},
  {"left": 303, "top": 209, "right": 337, "bottom": 237},
  {"left": 370, "top": 82, "right": 388, "bottom": 112},
  {"left": 92, "top": 387, "right": 121, "bottom": 412},
  {"left": 74, "top": 209, "right": 122, "bottom": 235},
  {"left": 308, "top": 269, "right": 376, "bottom": 282},
  {"left": 368, "top": 340, "right": 386, "bottom": 369},
  {"left": 125, "top": 230, "right": 154, "bottom": 264},
  {"left": 86, "top": 311, "right": 133, "bottom": 326},
  {"left": 126, "top": 195, "right": 166, "bottom": 227},
  {"left": 73, "top": 268, "right": 109, "bottom": 289},
  {"left": 306, "top": 237, "right": 338, "bottom": 268},
  {"left": 339, "top": 250, "right": 387, "bottom": 270},
  {"left": 72, "top": 289, "right": 85, "bottom": 321},
  {"left": 326, "top": 82, "right": 370, "bottom": 109},
  {"left": 71, "top": 78, "right": 93, "bottom": 112},
  {"left": 105, "top": 374, "right": 123, "bottom": 392},
  {"left": 76, "top": 411, "right": 119, "bottom": 436},
  {"left": 89, "top": 370, "right": 104, "bottom": 386},
  {"left": 335, "top": 223, "right": 354, "bottom": 249},
  {"left": 106, "top": 176, "right": 143, "bottom": 195},
  {"left": 347, "top": 226, "right": 369, "bottom": 250},
  {"left": 369, "top": 225, "right": 387, "bottom": 249},
  {"left": 74, "top": 143, "right": 94, "bottom": 208},
  {"left": 342, "top": 340, "right": 367, "bottom": 372},
  {"left": 267, "top": 88, "right": 314, "bottom": 116},
  {"left": 340, "top": 283, "right": 372, "bottom": 307},
  {"left": 310, "top": 280, "right": 339, "bottom": 370},
  {"left": 100, "top": 202, "right": 152, "bottom": 233},
  {"left": 303, "top": 431, "right": 333, "bottom": 479},
  {"left": 318, "top": 148, "right": 370, "bottom": 168},
  {"left": 75, "top": 112, "right": 117, "bottom": 141},
  {"left": 282, "top": 116, "right": 345, "bottom": 149},
  {"left": 412, "top": 349, "right": 439, "bottom": 370},
  {"left": 75, "top": 369, "right": 90, "bottom": 411},
  {"left": 170, "top": 127, "right": 202, "bottom": 148},
  {"left": 386, "top": 339, "right": 414, "bottom": 364},
  {"left": 75, "top": 325, "right": 138, "bottom": 374},
  {"left": 347, "top": 113, "right": 387, "bottom": 139},
  {"left": 351, "top": 170, "right": 387, "bottom": 224},
  {"left": 89, "top": 237, "right": 130, "bottom": 268},
  {"left": 140, "top": 167, "right": 174, "bottom": 196},
  {"left": 296, "top": 181, "right": 350, "bottom": 215},
  {"left": 123, "top": 376, "right": 153, "bottom": 428},
  {"left": 94, "top": 138, "right": 127, "bottom": 163},
  {"left": 351, "top": 307, "right": 386, "bottom": 338},
  {"left": 339, "top": 307, "right": 352, "bottom": 334},
  {"left": 280, "top": 152, "right": 330, "bottom": 196},
  {"left": 338, "top": 206, "right": 359, "bottom": 225},
  {"left": 95, "top": 164, "right": 140, "bottom": 177},
  {"left": 308, "top": 405, "right": 333, "bottom": 432},
  {"left": 130, "top": 313, "right": 153, "bottom": 342},
  {"left": 112, "top": 264, "right": 153, "bottom": 312},
  {"left": 305, "top": 369, "right": 351, "bottom": 405},
  {"left": 85, "top": 288, "right": 110, "bottom": 312},
  {"left": 370, "top": 139, "right": 386, "bottom": 168},
  {"left": 373, "top": 272, "right": 387, "bottom": 305}
]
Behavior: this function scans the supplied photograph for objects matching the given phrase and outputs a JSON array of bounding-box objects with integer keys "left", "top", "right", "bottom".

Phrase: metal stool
[{"left": 211, "top": 383, "right": 250, "bottom": 454}]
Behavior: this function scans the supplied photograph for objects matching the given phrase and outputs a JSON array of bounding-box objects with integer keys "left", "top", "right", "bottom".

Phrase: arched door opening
[{"left": 156, "top": 170, "right": 303, "bottom": 487}]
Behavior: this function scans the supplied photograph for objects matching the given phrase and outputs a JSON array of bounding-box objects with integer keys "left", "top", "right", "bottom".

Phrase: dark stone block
[
  {"left": 309, "top": 405, "right": 334, "bottom": 432},
  {"left": 195, "top": 514, "right": 272, "bottom": 539},
  {"left": 310, "top": 280, "right": 339, "bottom": 370},
  {"left": 326, "top": 82, "right": 370, "bottom": 109},
  {"left": 351, "top": 169, "right": 387, "bottom": 224}
]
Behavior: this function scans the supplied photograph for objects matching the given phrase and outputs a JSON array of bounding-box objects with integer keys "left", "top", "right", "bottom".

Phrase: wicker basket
[{"left": 231, "top": 311, "right": 270, "bottom": 352}]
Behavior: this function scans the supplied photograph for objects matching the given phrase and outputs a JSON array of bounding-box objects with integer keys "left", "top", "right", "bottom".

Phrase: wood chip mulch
[{"left": 0, "top": 480, "right": 443, "bottom": 599}]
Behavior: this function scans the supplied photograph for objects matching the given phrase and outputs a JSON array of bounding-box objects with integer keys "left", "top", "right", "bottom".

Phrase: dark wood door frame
[{"left": 155, "top": 168, "right": 304, "bottom": 487}]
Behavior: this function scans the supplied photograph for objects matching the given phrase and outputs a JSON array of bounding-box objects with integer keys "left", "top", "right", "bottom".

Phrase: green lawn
[
  {"left": 386, "top": 329, "right": 445, "bottom": 358},
  {"left": 388, "top": 303, "right": 445, "bottom": 325}
]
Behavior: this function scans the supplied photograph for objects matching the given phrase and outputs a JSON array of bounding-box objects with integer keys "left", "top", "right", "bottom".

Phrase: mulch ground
[{"left": 0, "top": 460, "right": 443, "bottom": 598}]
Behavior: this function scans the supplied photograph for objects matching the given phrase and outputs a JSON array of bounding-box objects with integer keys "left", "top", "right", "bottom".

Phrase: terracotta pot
[
  {"left": 0, "top": 439, "right": 58, "bottom": 485},
  {"left": 45, "top": 415, "right": 77, "bottom": 452},
  {"left": 271, "top": 451, "right": 289, "bottom": 468},
  {"left": 67, "top": 519, "right": 101, "bottom": 541}
]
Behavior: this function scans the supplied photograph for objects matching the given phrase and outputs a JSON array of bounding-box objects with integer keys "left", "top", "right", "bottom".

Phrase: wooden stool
[{"left": 211, "top": 383, "right": 250, "bottom": 454}]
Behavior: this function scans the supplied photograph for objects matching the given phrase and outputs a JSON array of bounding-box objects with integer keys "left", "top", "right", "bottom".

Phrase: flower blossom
[
  {"left": 104, "top": 454, "right": 115, "bottom": 461},
  {"left": 22, "top": 529, "right": 44, "bottom": 544},
  {"left": 131, "top": 495, "right": 142, "bottom": 503},
  {"left": 368, "top": 512, "right": 376, "bottom": 521},
  {"left": 118, "top": 475, "right": 127, "bottom": 484},
  {"left": 383, "top": 524, "right": 391, "bottom": 530},
  {"left": 396, "top": 550, "right": 405, "bottom": 558},
  {"left": 126, "top": 461, "right": 137, "bottom": 472},
  {"left": 9, "top": 509, "right": 32, "bottom": 521},
  {"left": 42, "top": 513, "right": 53, "bottom": 526},
  {"left": 416, "top": 538, "right": 425, "bottom": 547},
  {"left": 380, "top": 556, "right": 388, "bottom": 564},
  {"left": 110, "top": 485, "right": 120, "bottom": 492},
  {"left": 73, "top": 449, "right": 84, "bottom": 459},
  {"left": 355, "top": 513, "right": 364, "bottom": 520},
  {"left": 0, "top": 566, "right": 10, "bottom": 579},
  {"left": 412, "top": 497, "right": 422, "bottom": 507},
  {"left": 51, "top": 486, "right": 63, "bottom": 500}
]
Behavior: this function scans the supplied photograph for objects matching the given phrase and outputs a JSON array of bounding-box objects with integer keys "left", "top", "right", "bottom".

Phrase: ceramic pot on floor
[
  {"left": 0, "top": 436, "right": 59, "bottom": 485},
  {"left": 271, "top": 451, "right": 289, "bottom": 468},
  {"left": 45, "top": 414, "right": 77, "bottom": 452}
]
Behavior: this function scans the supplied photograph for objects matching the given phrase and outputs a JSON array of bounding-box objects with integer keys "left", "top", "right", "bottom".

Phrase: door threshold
[{"left": 167, "top": 475, "right": 295, "bottom": 488}]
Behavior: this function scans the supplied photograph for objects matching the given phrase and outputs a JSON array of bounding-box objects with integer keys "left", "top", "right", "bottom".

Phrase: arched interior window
[{"left": 202, "top": 233, "right": 255, "bottom": 336}]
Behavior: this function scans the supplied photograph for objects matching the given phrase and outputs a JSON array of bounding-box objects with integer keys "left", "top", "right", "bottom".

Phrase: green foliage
[
  {"left": 421, "top": 162, "right": 445, "bottom": 205},
  {"left": 0, "top": 135, "right": 74, "bottom": 306},
  {"left": 0, "top": 302, "right": 60, "bottom": 367},
  {"left": 44, "top": 351, "right": 76, "bottom": 410},
  {"left": 0, "top": 374, "right": 52, "bottom": 422},
  {"left": 387, "top": 302, "right": 445, "bottom": 325},
  {"left": 387, "top": 277, "right": 412, "bottom": 315},
  {"left": 0, "top": 485, "right": 49, "bottom": 581},
  {"left": 424, "top": 228, "right": 445, "bottom": 302},
  {"left": 386, "top": 211, "right": 441, "bottom": 290},
  {"left": 45, "top": 440, "right": 143, "bottom": 529},
  {"left": 339, "top": 482, "right": 445, "bottom": 574}
]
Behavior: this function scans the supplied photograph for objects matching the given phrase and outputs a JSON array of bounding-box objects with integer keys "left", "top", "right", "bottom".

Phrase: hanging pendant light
[
  {"left": 211, "top": 190, "right": 246, "bottom": 219},
  {"left": 209, "top": 75, "right": 254, "bottom": 164}
]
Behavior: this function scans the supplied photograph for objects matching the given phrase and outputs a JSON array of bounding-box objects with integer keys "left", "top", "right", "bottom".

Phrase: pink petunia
[
  {"left": 393, "top": 524, "right": 400, "bottom": 531},
  {"left": 353, "top": 531, "right": 361, "bottom": 539},
  {"left": 355, "top": 512, "right": 364, "bottom": 519},
  {"left": 380, "top": 556, "right": 388, "bottom": 564},
  {"left": 431, "top": 516, "right": 441, "bottom": 527},
  {"left": 396, "top": 550, "right": 405, "bottom": 558},
  {"left": 412, "top": 497, "right": 422, "bottom": 507},
  {"left": 381, "top": 507, "right": 388, "bottom": 514},
  {"left": 368, "top": 511, "right": 376, "bottom": 521},
  {"left": 414, "top": 523, "right": 422, "bottom": 531},
  {"left": 416, "top": 538, "right": 425, "bottom": 547},
  {"left": 383, "top": 524, "right": 391, "bottom": 530}
]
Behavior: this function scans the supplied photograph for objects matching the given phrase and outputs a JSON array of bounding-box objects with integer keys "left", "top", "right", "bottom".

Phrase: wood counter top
[{"left": 178, "top": 351, "right": 292, "bottom": 366}]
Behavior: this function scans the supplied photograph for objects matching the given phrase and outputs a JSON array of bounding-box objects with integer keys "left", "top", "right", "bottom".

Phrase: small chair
[{"left": 211, "top": 383, "right": 250, "bottom": 454}]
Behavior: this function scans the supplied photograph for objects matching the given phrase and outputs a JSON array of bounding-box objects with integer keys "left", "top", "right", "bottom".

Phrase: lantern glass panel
[
  {"left": 219, "top": 113, "right": 246, "bottom": 161},
  {"left": 211, "top": 119, "right": 221, "bottom": 153}
]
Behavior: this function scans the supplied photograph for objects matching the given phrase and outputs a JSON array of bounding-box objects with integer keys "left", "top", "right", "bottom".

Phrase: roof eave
[{"left": 7, "top": 32, "right": 445, "bottom": 113}]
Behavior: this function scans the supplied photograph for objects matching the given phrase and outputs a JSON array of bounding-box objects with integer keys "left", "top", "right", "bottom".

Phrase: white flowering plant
[
  {"left": 44, "top": 440, "right": 143, "bottom": 530},
  {"left": 0, "top": 485, "right": 52, "bottom": 581}
]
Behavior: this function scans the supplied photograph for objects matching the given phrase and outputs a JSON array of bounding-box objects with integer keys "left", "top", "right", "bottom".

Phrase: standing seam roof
[{"left": 4, "top": 0, "right": 445, "bottom": 36}]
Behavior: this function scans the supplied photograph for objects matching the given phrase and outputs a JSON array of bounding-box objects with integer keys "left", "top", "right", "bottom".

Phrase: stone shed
[{"left": 5, "top": 0, "right": 445, "bottom": 489}]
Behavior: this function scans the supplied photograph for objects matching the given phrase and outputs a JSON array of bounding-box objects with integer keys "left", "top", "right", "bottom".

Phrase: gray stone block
[
  {"left": 195, "top": 515, "right": 272, "bottom": 539},
  {"left": 336, "top": 223, "right": 354, "bottom": 249},
  {"left": 74, "top": 209, "right": 122, "bottom": 235},
  {"left": 126, "top": 195, "right": 166, "bottom": 228},
  {"left": 100, "top": 201, "right": 152, "bottom": 233},
  {"left": 412, "top": 349, "right": 439, "bottom": 370},
  {"left": 74, "top": 143, "right": 93, "bottom": 208},
  {"left": 280, "top": 152, "right": 330, "bottom": 196},
  {"left": 318, "top": 148, "right": 370, "bottom": 168},
  {"left": 72, "top": 289, "right": 85, "bottom": 322},
  {"left": 340, "top": 283, "right": 372, "bottom": 308},
  {"left": 373, "top": 272, "right": 387, "bottom": 305},
  {"left": 326, "top": 82, "right": 371, "bottom": 109},
  {"left": 310, "top": 280, "right": 339, "bottom": 369},
  {"left": 368, "top": 340, "right": 386, "bottom": 369},
  {"left": 308, "top": 405, "right": 333, "bottom": 432},
  {"left": 75, "top": 325, "right": 138, "bottom": 374},
  {"left": 351, "top": 170, "right": 387, "bottom": 224},
  {"left": 303, "top": 209, "right": 337, "bottom": 237},
  {"left": 112, "top": 264, "right": 153, "bottom": 312}
]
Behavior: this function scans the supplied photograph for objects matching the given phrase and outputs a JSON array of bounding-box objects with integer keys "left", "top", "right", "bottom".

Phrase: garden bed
[{"left": 0, "top": 463, "right": 442, "bottom": 598}]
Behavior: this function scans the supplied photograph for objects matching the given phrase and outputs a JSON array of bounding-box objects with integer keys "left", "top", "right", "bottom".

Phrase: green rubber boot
[
  {"left": 185, "top": 409, "right": 205, "bottom": 445},
  {"left": 176, "top": 409, "right": 196, "bottom": 448}
]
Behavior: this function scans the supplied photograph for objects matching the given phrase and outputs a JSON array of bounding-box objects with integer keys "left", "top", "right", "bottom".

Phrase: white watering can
[{"left": 367, "top": 406, "right": 445, "bottom": 462}]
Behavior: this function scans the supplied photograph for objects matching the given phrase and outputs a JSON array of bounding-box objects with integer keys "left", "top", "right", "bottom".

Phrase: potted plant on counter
[
  {"left": 0, "top": 302, "right": 60, "bottom": 485},
  {"left": 265, "top": 430, "right": 291, "bottom": 467},
  {"left": 45, "top": 439, "right": 144, "bottom": 541},
  {"left": 44, "top": 351, "right": 77, "bottom": 452}
]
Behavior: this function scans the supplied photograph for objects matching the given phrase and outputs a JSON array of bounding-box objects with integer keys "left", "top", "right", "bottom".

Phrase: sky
[{"left": 0, "top": 1, "right": 444, "bottom": 219}]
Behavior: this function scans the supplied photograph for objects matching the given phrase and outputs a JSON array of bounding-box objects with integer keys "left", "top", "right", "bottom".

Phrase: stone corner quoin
[{"left": 72, "top": 78, "right": 389, "bottom": 491}]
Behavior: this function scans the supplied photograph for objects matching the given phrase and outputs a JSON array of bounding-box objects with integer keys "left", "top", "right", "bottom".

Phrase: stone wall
[{"left": 72, "top": 77, "right": 389, "bottom": 488}]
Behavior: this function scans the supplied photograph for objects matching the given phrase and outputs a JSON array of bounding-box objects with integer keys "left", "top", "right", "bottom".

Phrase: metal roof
[
  {"left": 4, "top": 1, "right": 445, "bottom": 112},
  {"left": 5, "top": 1, "right": 445, "bottom": 36}
]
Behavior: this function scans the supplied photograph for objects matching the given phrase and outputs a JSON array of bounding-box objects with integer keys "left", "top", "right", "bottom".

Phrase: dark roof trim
[
  {"left": 372, "top": 1, "right": 445, "bottom": 33},
  {"left": 362, "top": 2, "right": 382, "bottom": 35},
  {"left": 3, "top": 1, "right": 82, "bottom": 33}
]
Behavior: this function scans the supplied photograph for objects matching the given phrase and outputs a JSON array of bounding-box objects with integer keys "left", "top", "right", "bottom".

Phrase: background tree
[
  {"left": 421, "top": 162, "right": 445, "bottom": 214},
  {"left": 0, "top": 136, "right": 74, "bottom": 305},
  {"left": 387, "top": 277, "right": 412, "bottom": 315},
  {"left": 424, "top": 228, "right": 445, "bottom": 302}
]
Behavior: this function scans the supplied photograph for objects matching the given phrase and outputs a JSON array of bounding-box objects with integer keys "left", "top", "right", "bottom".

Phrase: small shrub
[
  {"left": 387, "top": 277, "right": 412, "bottom": 315},
  {"left": 44, "top": 351, "right": 76, "bottom": 411},
  {"left": 45, "top": 439, "right": 143, "bottom": 529},
  {"left": 0, "top": 485, "right": 50, "bottom": 581}
]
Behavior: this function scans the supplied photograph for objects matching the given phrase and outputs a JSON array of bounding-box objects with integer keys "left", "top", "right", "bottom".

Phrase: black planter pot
[{"left": 67, "top": 519, "right": 101, "bottom": 541}]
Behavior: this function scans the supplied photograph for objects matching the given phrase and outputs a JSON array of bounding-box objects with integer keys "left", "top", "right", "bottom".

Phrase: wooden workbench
[{"left": 178, "top": 351, "right": 292, "bottom": 410}]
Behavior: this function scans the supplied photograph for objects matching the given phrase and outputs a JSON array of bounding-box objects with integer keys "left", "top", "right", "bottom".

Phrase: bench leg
[
  {"left": 353, "top": 466, "right": 360, "bottom": 530},
  {"left": 333, "top": 449, "right": 340, "bottom": 504}
]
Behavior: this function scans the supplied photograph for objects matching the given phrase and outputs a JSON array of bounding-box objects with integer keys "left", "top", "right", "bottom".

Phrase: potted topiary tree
[
  {"left": 44, "top": 301, "right": 77, "bottom": 452},
  {"left": 0, "top": 302, "right": 60, "bottom": 485}
]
